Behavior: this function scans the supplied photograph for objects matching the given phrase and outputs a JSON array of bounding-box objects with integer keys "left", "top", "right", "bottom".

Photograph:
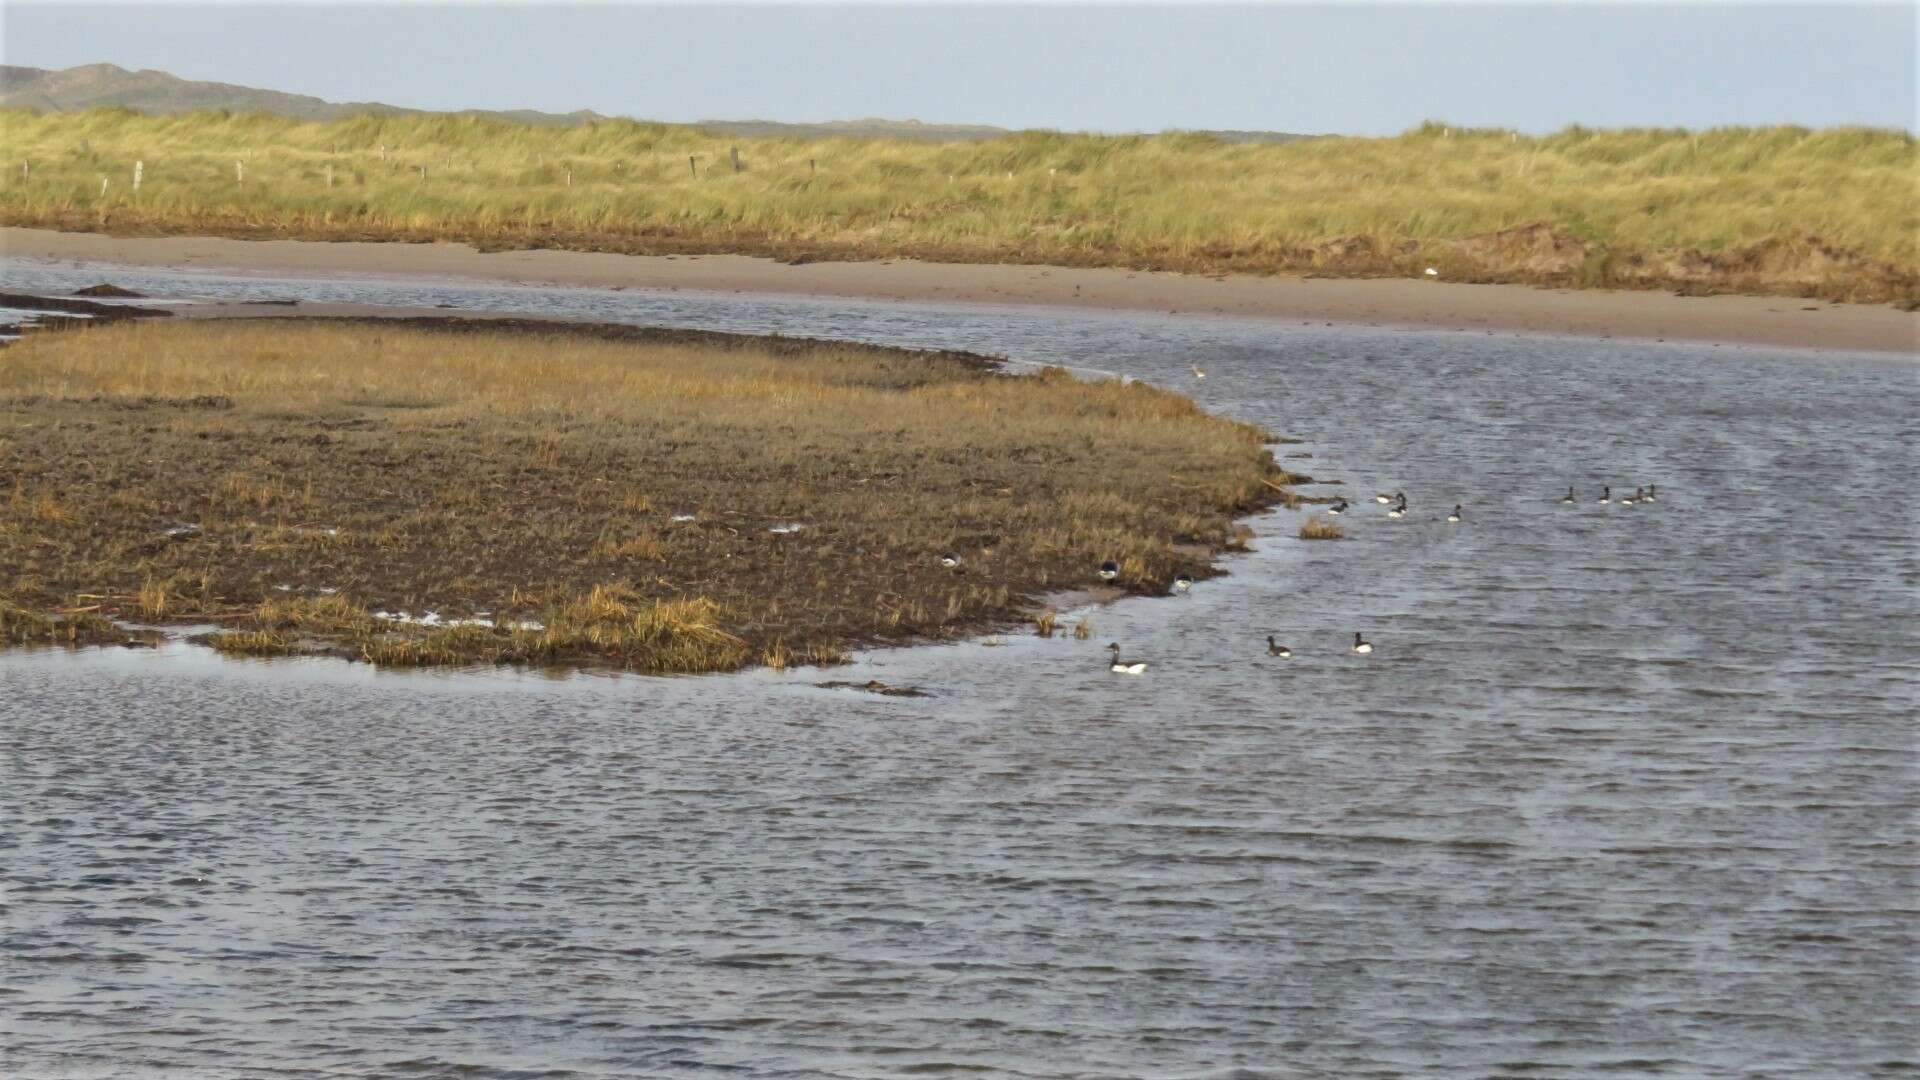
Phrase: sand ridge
[{"left": 5, "top": 228, "right": 1914, "bottom": 354}]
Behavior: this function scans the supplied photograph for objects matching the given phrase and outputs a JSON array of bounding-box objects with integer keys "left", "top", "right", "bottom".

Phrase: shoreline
[{"left": 6, "top": 228, "right": 1914, "bottom": 355}]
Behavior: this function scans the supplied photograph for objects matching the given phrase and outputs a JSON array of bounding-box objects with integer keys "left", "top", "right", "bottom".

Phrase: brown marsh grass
[
  {"left": 0, "top": 317, "right": 1284, "bottom": 670},
  {"left": 1, "top": 109, "right": 1913, "bottom": 301},
  {"left": 1299, "top": 515, "right": 1346, "bottom": 540}
]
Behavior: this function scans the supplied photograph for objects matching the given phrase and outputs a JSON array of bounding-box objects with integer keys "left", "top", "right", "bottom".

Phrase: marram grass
[{"left": 2, "top": 109, "right": 1914, "bottom": 301}]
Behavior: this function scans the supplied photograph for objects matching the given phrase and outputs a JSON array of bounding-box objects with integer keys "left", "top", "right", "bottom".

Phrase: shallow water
[{"left": 3, "top": 258, "right": 1917, "bottom": 1078}]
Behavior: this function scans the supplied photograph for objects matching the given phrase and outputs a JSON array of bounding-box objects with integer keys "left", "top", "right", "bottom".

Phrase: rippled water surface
[{"left": 3, "top": 259, "right": 1916, "bottom": 1078}]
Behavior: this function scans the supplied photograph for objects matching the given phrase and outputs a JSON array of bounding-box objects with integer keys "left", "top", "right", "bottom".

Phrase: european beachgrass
[
  {"left": 0, "top": 318, "right": 1285, "bottom": 671},
  {"left": 2, "top": 109, "right": 1914, "bottom": 301}
]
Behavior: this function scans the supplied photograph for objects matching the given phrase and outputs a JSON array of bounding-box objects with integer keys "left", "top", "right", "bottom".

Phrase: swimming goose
[
  {"left": 1374, "top": 493, "right": 1394, "bottom": 504},
  {"left": 1387, "top": 495, "right": 1407, "bottom": 519},
  {"left": 1351, "top": 632, "right": 1374, "bottom": 655},
  {"left": 1645, "top": 484, "right": 1658, "bottom": 502},
  {"left": 1446, "top": 504, "right": 1462, "bottom": 522},
  {"left": 1327, "top": 498, "right": 1349, "bottom": 515},
  {"left": 1172, "top": 572, "right": 1194, "bottom": 594},
  {"left": 1097, "top": 559, "right": 1120, "bottom": 582},
  {"left": 939, "top": 553, "right": 962, "bottom": 569},
  {"left": 1598, "top": 486, "right": 1611, "bottom": 504},
  {"left": 1561, "top": 486, "right": 1576, "bottom": 505},
  {"left": 1622, "top": 487, "right": 1642, "bottom": 506},
  {"left": 1107, "top": 643, "right": 1148, "bottom": 674},
  {"left": 1266, "top": 636, "right": 1292, "bottom": 658}
]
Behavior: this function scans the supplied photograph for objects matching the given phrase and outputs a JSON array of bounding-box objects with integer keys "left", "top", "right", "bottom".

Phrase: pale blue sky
[{"left": 4, "top": 3, "right": 1914, "bottom": 134}]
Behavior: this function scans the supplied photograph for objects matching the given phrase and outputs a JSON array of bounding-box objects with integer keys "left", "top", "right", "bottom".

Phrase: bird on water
[
  {"left": 1106, "top": 643, "right": 1147, "bottom": 674},
  {"left": 1267, "top": 636, "right": 1292, "bottom": 658},
  {"left": 1352, "top": 632, "right": 1374, "bottom": 655}
]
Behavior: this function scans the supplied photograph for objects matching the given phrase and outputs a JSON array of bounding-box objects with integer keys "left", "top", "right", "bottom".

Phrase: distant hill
[
  {"left": 0, "top": 62, "right": 1312, "bottom": 143},
  {"left": 0, "top": 63, "right": 607, "bottom": 126}
]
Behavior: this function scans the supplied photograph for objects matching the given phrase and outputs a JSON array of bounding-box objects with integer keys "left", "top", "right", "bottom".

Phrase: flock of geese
[{"left": 1098, "top": 482, "right": 1660, "bottom": 675}]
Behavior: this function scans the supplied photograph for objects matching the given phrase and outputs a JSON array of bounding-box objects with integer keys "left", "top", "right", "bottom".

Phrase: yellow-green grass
[
  {"left": 3, "top": 109, "right": 1914, "bottom": 301},
  {"left": 0, "top": 317, "right": 1285, "bottom": 671}
]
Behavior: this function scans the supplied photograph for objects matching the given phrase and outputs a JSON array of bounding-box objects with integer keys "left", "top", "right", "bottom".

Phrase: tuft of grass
[
  {"left": 0, "top": 108, "right": 1912, "bottom": 301},
  {"left": 207, "top": 629, "right": 297, "bottom": 656},
  {"left": 590, "top": 533, "right": 666, "bottom": 560},
  {"left": 1034, "top": 609, "right": 1059, "bottom": 638},
  {"left": 1299, "top": 515, "right": 1345, "bottom": 540},
  {"left": 1073, "top": 616, "right": 1095, "bottom": 640},
  {"left": 135, "top": 579, "right": 169, "bottom": 619}
]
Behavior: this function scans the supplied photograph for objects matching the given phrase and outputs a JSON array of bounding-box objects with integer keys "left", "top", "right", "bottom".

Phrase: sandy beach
[{"left": 6, "top": 228, "right": 1913, "bottom": 354}]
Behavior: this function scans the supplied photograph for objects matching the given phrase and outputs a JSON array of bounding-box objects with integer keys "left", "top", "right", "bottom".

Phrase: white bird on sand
[
  {"left": 1107, "top": 643, "right": 1148, "bottom": 674},
  {"left": 1424, "top": 267, "right": 1439, "bottom": 277}
]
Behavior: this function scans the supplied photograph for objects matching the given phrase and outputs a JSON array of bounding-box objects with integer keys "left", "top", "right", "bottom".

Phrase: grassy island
[
  {"left": 0, "top": 317, "right": 1287, "bottom": 671},
  {"left": 2, "top": 109, "right": 1914, "bottom": 302}
]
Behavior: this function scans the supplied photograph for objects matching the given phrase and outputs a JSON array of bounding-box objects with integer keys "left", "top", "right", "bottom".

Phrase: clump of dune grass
[
  {"left": 0, "top": 317, "right": 1285, "bottom": 670},
  {"left": 1033, "top": 609, "right": 1059, "bottom": 638},
  {"left": 0, "top": 109, "right": 1912, "bottom": 301},
  {"left": 1299, "top": 515, "right": 1345, "bottom": 540}
]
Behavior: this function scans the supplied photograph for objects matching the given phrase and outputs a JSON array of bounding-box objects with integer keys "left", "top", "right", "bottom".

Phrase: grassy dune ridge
[
  {"left": 0, "top": 318, "right": 1286, "bottom": 671},
  {"left": 2, "top": 109, "right": 1914, "bottom": 301}
]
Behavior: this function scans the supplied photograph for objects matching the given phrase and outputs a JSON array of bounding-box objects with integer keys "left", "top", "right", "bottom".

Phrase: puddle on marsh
[{"left": 2, "top": 257, "right": 1916, "bottom": 1077}]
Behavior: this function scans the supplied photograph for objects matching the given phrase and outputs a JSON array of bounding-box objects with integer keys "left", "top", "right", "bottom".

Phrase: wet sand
[{"left": 5, "top": 227, "right": 1914, "bottom": 354}]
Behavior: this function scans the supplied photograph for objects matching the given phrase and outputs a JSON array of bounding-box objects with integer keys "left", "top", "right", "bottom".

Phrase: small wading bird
[
  {"left": 1172, "top": 572, "right": 1194, "bottom": 594},
  {"left": 1447, "top": 504, "right": 1463, "bottom": 523},
  {"left": 1267, "top": 636, "right": 1292, "bottom": 658},
  {"left": 1097, "top": 560, "right": 1120, "bottom": 582},
  {"left": 1107, "top": 643, "right": 1148, "bottom": 674},
  {"left": 1351, "top": 632, "right": 1374, "bottom": 655}
]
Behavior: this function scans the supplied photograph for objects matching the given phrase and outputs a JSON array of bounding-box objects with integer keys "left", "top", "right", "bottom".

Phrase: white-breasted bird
[
  {"left": 1107, "top": 643, "right": 1147, "bottom": 674},
  {"left": 1351, "top": 632, "right": 1374, "bottom": 655}
]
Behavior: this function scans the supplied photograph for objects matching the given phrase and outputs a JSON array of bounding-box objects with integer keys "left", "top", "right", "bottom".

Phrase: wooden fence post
[
  {"left": 326, "top": 164, "right": 334, "bottom": 188},
  {"left": 809, "top": 158, "right": 816, "bottom": 175},
  {"left": 689, "top": 155, "right": 697, "bottom": 177},
  {"left": 20, "top": 161, "right": 28, "bottom": 180},
  {"left": 235, "top": 160, "right": 244, "bottom": 184},
  {"left": 730, "top": 146, "right": 741, "bottom": 173},
  {"left": 566, "top": 168, "right": 573, "bottom": 188},
  {"left": 133, "top": 160, "right": 143, "bottom": 191},
  {"left": 100, "top": 177, "right": 109, "bottom": 197}
]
